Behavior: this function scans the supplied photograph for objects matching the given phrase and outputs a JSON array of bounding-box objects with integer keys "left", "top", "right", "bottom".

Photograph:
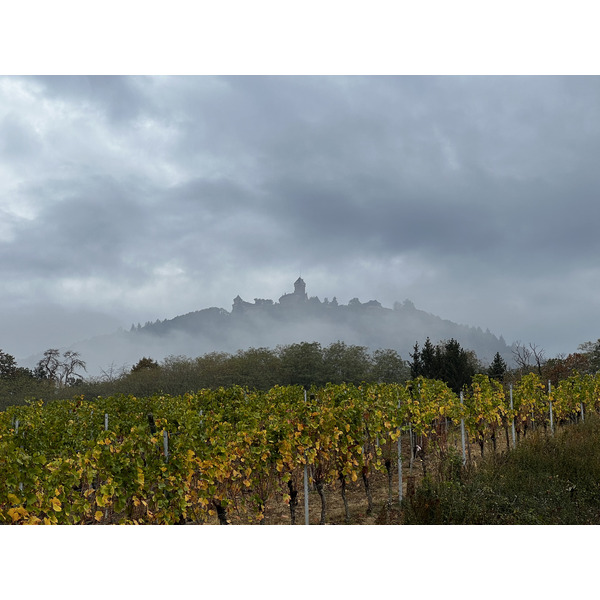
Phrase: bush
[{"left": 402, "top": 415, "right": 600, "bottom": 524}]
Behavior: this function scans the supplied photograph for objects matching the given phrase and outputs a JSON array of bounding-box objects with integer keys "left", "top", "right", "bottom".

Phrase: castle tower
[
  {"left": 279, "top": 277, "right": 308, "bottom": 305},
  {"left": 294, "top": 277, "right": 306, "bottom": 297}
]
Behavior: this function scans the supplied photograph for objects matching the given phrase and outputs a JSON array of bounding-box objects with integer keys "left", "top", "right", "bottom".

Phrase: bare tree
[
  {"left": 61, "top": 351, "right": 87, "bottom": 385},
  {"left": 35, "top": 349, "right": 62, "bottom": 382},
  {"left": 35, "top": 349, "right": 87, "bottom": 386},
  {"left": 512, "top": 342, "right": 545, "bottom": 376},
  {"left": 99, "top": 362, "right": 129, "bottom": 383}
]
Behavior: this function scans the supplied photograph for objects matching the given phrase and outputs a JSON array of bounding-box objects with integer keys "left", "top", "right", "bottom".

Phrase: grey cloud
[
  {"left": 0, "top": 112, "right": 40, "bottom": 160},
  {"left": 1, "top": 75, "right": 600, "bottom": 362},
  {"left": 2, "top": 175, "right": 148, "bottom": 279},
  {"left": 29, "top": 76, "right": 149, "bottom": 125}
]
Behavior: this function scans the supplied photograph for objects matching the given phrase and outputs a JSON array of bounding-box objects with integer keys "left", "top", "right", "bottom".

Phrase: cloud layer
[{"left": 1, "top": 75, "right": 599, "bottom": 361}]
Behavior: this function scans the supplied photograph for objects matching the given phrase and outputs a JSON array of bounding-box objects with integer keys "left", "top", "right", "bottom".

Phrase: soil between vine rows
[
  {"left": 215, "top": 419, "right": 537, "bottom": 525},
  {"left": 198, "top": 427, "right": 512, "bottom": 525}
]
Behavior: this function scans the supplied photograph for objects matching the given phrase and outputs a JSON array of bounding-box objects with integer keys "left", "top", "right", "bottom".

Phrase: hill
[{"left": 32, "top": 277, "right": 512, "bottom": 377}]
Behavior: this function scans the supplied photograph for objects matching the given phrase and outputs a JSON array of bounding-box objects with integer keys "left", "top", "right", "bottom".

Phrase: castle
[{"left": 232, "top": 277, "right": 308, "bottom": 313}]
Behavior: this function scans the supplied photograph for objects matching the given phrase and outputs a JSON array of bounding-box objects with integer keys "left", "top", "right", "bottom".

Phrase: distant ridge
[{"left": 28, "top": 278, "right": 514, "bottom": 376}]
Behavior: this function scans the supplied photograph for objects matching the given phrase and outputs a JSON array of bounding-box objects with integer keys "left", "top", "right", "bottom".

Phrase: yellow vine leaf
[
  {"left": 8, "top": 508, "right": 22, "bottom": 523},
  {"left": 94, "top": 510, "right": 103, "bottom": 522},
  {"left": 50, "top": 497, "right": 62, "bottom": 512}
]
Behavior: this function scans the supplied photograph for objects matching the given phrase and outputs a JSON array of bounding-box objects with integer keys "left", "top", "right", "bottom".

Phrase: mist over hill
[{"left": 22, "top": 278, "right": 514, "bottom": 377}]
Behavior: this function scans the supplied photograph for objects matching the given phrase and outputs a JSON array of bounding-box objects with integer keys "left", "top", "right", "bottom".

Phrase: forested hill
[{"left": 55, "top": 292, "right": 513, "bottom": 377}]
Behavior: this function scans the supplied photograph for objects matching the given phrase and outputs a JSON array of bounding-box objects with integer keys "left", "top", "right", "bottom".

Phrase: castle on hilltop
[
  {"left": 231, "top": 277, "right": 382, "bottom": 313},
  {"left": 232, "top": 277, "right": 308, "bottom": 313}
]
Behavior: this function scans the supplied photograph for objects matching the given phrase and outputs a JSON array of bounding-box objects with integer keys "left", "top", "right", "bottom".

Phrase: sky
[{"left": 1, "top": 74, "right": 600, "bottom": 362}]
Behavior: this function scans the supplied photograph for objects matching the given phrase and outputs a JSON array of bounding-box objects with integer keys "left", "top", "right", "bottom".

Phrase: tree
[
  {"left": 61, "top": 351, "right": 87, "bottom": 385},
  {"left": 577, "top": 339, "right": 600, "bottom": 373},
  {"left": 194, "top": 352, "right": 234, "bottom": 388},
  {"left": 543, "top": 352, "right": 591, "bottom": 386},
  {"left": 229, "top": 347, "right": 282, "bottom": 390},
  {"left": 487, "top": 352, "right": 507, "bottom": 382},
  {"left": 0, "top": 349, "right": 19, "bottom": 379},
  {"left": 420, "top": 337, "right": 439, "bottom": 379},
  {"left": 370, "top": 348, "right": 410, "bottom": 383},
  {"left": 278, "top": 342, "right": 325, "bottom": 388},
  {"left": 0, "top": 349, "right": 36, "bottom": 411},
  {"left": 409, "top": 342, "right": 423, "bottom": 379},
  {"left": 131, "top": 357, "right": 160, "bottom": 373},
  {"left": 35, "top": 349, "right": 86, "bottom": 386},
  {"left": 409, "top": 338, "right": 479, "bottom": 393},
  {"left": 410, "top": 337, "right": 441, "bottom": 379},
  {"left": 99, "top": 362, "right": 129, "bottom": 383},
  {"left": 0, "top": 350, "right": 33, "bottom": 380},
  {"left": 512, "top": 341, "right": 546, "bottom": 376},
  {"left": 438, "top": 338, "right": 478, "bottom": 394},
  {"left": 35, "top": 349, "right": 62, "bottom": 381},
  {"left": 322, "top": 341, "right": 371, "bottom": 385}
]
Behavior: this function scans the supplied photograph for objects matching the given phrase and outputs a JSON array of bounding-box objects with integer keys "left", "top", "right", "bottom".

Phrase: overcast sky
[{"left": 1, "top": 75, "right": 599, "bottom": 360}]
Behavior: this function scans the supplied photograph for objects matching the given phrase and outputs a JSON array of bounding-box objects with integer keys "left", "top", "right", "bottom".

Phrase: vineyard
[{"left": 1, "top": 372, "right": 599, "bottom": 525}]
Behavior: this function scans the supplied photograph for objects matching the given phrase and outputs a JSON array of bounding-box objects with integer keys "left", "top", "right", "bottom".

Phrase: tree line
[
  {"left": 2, "top": 337, "right": 600, "bottom": 409},
  {"left": 89, "top": 342, "right": 411, "bottom": 398}
]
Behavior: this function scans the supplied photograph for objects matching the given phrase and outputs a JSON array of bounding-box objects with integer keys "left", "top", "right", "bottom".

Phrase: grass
[{"left": 402, "top": 414, "right": 600, "bottom": 524}]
